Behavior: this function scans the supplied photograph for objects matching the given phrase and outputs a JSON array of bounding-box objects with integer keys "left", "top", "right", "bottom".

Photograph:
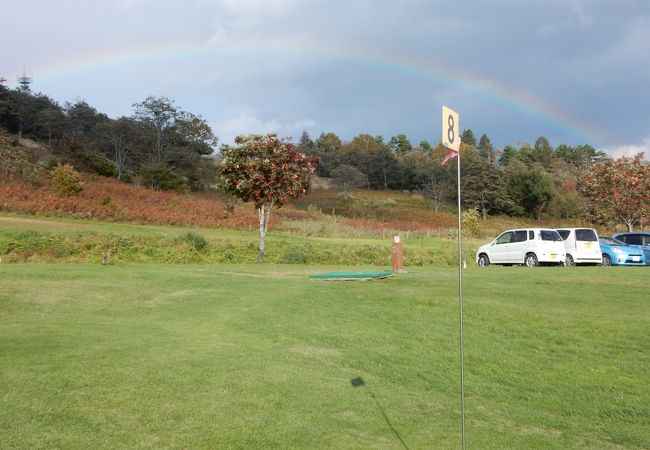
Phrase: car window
[
  {"left": 643, "top": 235, "right": 650, "bottom": 246},
  {"left": 624, "top": 234, "right": 642, "bottom": 245},
  {"left": 541, "top": 230, "right": 562, "bottom": 241},
  {"left": 528, "top": 230, "right": 534, "bottom": 240},
  {"left": 600, "top": 237, "right": 623, "bottom": 246},
  {"left": 512, "top": 230, "right": 527, "bottom": 242},
  {"left": 557, "top": 230, "right": 570, "bottom": 240},
  {"left": 575, "top": 229, "right": 597, "bottom": 241},
  {"left": 495, "top": 232, "right": 513, "bottom": 244}
]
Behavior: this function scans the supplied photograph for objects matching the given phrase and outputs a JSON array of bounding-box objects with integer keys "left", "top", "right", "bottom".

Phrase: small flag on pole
[{"left": 441, "top": 148, "right": 458, "bottom": 165}]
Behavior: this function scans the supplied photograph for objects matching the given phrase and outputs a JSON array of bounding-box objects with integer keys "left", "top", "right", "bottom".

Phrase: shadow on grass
[{"left": 351, "top": 377, "right": 410, "bottom": 450}]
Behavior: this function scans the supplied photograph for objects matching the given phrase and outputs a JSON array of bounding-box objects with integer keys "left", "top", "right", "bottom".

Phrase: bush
[
  {"left": 179, "top": 232, "right": 209, "bottom": 252},
  {"left": 461, "top": 208, "right": 480, "bottom": 237},
  {"left": 51, "top": 164, "right": 83, "bottom": 196}
]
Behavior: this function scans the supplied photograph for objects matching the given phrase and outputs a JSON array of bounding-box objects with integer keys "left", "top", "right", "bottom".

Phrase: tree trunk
[
  {"left": 258, "top": 205, "right": 265, "bottom": 263},
  {"left": 257, "top": 203, "right": 274, "bottom": 263}
]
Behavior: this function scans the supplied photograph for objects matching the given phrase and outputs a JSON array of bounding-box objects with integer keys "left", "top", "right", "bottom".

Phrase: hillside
[{"left": 0, "top": 129, "right": 628, "bottom": 246}]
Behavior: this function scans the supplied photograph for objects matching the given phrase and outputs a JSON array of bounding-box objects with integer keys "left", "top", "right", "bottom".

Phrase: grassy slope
[
  {"left": 1, "top": 264, "right": 648, "bottom": 449},
  {"left": 0, "top": 213, "right": 480, "bottom": 265}
]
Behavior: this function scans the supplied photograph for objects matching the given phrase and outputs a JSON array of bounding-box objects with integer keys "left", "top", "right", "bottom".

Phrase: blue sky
[{"left": 2, "top": 0, "right": 649, "bottom": 157}]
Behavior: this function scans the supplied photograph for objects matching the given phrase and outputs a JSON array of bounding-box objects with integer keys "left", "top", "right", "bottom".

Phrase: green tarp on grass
[{"left": 309, "top": 271, "right": 393, "bottom": 280}]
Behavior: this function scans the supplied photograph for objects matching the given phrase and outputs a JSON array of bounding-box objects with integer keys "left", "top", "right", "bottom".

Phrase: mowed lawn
[{"left": 0, "top": 264, "right": 648, "bottom": 449}]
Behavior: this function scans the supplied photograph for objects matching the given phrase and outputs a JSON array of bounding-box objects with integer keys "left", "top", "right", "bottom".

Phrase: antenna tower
[{"left": 17, "top": 68, "right": 33, "bottom": 92}]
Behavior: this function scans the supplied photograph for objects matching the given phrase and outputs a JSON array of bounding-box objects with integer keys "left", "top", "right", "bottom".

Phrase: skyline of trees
[{"left": 3, "top": 78, "right": 646, "bottom": 230}]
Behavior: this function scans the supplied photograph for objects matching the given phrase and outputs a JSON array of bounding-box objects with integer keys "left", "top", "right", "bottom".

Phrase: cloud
[
  {"left": 213, "top": 109, "right": 315, "bottom": 146},
  {"left": 536, "top": 1, "right": 593, "bottom": 36},
  {"left": 219, "top": 0, "right": 296, "bottom": 14},
  {"left": 604, "top": 137, "right": 650, "bottom": 159}
]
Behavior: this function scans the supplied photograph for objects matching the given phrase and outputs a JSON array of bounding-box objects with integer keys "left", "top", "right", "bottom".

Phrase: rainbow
[{"left": 29, "top": 38, "right": 607, "bottom": 147}]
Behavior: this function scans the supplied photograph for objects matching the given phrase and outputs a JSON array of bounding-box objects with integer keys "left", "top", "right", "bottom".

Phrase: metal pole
[{"left": 457, "top": 149, "right": 466, "bottom": 450}]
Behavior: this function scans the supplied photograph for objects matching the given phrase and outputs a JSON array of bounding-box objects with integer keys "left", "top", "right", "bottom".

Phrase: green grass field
[{"left": 1, "top": 263, "right": 648, "bottom": 449}]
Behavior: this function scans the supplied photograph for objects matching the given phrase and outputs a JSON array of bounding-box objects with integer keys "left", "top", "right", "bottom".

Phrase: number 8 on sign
[{"left": 442, "top": 106, "right": 460, "bottom": 151}]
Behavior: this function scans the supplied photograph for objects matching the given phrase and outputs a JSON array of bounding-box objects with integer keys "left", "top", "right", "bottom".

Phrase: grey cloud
[{"left": 1, "top": 0, "right": 649, "bottom": 152}]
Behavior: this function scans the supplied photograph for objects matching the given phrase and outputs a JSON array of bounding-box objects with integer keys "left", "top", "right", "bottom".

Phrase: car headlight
[{"left": 612, "top": 248, "right": 624, "bottom": 255}]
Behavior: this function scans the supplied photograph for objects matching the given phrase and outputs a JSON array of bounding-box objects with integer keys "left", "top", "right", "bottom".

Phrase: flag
[{"left": 441, "top": 149, "right": 458, "bottom": 165}]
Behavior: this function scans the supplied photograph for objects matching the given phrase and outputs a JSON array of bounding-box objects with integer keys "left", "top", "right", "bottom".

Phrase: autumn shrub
[
  {"left": 0, "top": 175, "right": 239, "bottom": 227},
  {"left": 51, "top": 164, "right": 83, "bottom": 196},
  {"left": 179, "top": 232, "right": 209, "bottom": 252},
  {"left": 461, "top": 208, "right": 480, "bottom": 237}
]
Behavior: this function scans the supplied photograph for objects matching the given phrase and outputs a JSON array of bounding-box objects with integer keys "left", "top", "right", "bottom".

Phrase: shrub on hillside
[
  {"left": 179, "top": 232, "right": 209, "bottom": 252},
  {"left": 0, "top": 133, "right": 44, "bottom": 184},
  {"left": 52, "top": 164, "right": 83, "bottom": 196},
  {"left": 461, "top": 208, "right": 480, "bottom": 237}
]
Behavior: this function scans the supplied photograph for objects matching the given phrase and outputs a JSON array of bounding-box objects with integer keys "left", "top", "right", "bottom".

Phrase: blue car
[
  {"left": 599, "top": 237, "right": 645, "bottom": 266},
  {"left": 612, "top": 232, "right": 650, "bottom": 266}
]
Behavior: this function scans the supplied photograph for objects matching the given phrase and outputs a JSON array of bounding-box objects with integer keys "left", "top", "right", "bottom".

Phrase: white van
[
  {"left": 556, "top": 228, "right": 602, "bottom": 266},
  {"left": 476, "top": 228, "right": 566, "bottom": 267}
]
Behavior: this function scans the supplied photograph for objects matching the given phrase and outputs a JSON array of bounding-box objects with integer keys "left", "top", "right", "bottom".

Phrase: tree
[
  {"left": 461, "top": 129, "right": 476, "bottom": 148},
  {"left": 313, "top": 131, "right": 342, "bottom": 177},
  {"left": 316, "top": 132, "right": 342, "bottom": 153},
  {"left": 95, "top": 117, "right": 140, "bottom": 180},
  {"left": 507, "top": 168, "right": 556, "bottom": 219},
  {"left": 340, "top": 134, "right": 384, "bottom": 189},
  {"left": 64, "top": 100, "right": 107, "bottom": 138},
  {"left": 219, "top": 134, "right": 319, "bottom": 262},
  {"left": 554, "top": 144, "right": 574, "bottom": 166},
  {"left": 580, "top": 153, "right": 649, "bottom": 231},
  {"left": 418, "top": 140, "right": 433, "bottom": 153},
  {"left": 36, "top": 106, "right": 66, "bottom": 146},
  {"left": 331, "top": 164, "right": 365, "bottom": 198},
  {"left": 370, "top": 145, "right": 402, "bottom": 189},
  {"left": 478, "top": 134, "right": 496, "bottom": 165},
  {"left": 0, "top": 81, "right": 18, "bottom": 132},
  {"left": 499, "top": 144, "right": 518, "bottom": 166},
  {"left": 132, "top": 96, "right": 179, "bottom": 164},
  {"left": 388, "top": 134, "right": 413, "bottom": 154},
  {"left": 297, "top": 130, "right": 314, "bottom": 151},
  {"left": 132, "top": 95, "right": 217, "bottom": 189},
  {"left": 462, "top": 150, "right": 513, "bottom": 219},
  {"left": 532, "top": 136, "right": 554, "bottom": 169}
]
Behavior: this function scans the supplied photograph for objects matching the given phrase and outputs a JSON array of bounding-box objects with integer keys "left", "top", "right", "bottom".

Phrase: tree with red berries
[
  {"left": 219, "top": 134, "right": 319, "bottom": 262},
  {"left": 580, "top": 153, "right": 649, "bottom": 231}
]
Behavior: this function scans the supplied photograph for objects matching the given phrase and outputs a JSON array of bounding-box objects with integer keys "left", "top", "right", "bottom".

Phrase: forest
[{"left": 1, "top": 78, "right": 647, "bottom": 230}]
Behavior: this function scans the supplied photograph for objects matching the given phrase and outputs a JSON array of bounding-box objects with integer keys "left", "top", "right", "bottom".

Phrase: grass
[
  {"left": 1, "top": 263, "right": 648, "bottom": 449},
  {"left": 0, "top": 213, "right": 480, "bottom": 265}
]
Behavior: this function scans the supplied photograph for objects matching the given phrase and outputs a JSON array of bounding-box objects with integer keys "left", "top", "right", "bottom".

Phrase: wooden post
[{"left": 392, "top": 235, "right": 405, "bottom": 273}]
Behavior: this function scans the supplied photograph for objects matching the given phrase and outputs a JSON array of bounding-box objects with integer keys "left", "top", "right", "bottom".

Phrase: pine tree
[
  {"left": 298, "top": 130, "right": 314, "bottom": 151},
  {"left": 478, "top": 134, "right": 496, "bottom": 165},
  {"left": 461, "top": 129, "right": 476, "bottom": 148},
  {"left": 462, "top": 150, "right": 513, "bottom": 219}
]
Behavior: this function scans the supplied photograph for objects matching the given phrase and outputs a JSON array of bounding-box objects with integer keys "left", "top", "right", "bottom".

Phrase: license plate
[
  {"left": 550, "top": 254, "right": 557, "bottom": 260},
  {"left": 633, "top": 256, "right": 640, "bottom": 262},
  {"left": 585, "top": 242, "right": 592, "bottom": 249}
]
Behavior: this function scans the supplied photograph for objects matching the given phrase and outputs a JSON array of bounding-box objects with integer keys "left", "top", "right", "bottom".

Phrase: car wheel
[
  {"left": 478, "top": 254, "right": 490, "bottom": 267},
  {"left": 525, "top": 253, "right": 538, "bottom": 267},
  {"left": 602, "top": 254, "right": 612, "bottom": 266},
  {"left": 565, "top": 254, "right": 575, "bottom": 267}
]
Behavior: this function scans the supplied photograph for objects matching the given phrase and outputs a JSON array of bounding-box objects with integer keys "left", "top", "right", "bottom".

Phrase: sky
[{"left": 2, "top": 0, "right": 649, "bottom": 157}]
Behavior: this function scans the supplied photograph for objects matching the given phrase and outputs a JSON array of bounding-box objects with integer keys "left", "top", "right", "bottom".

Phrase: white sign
[
  {"left": 394, "top": 236, "right": 401, "bottom": 244},
  {"left": 442, "top": 106, "right": 460, "bottom": 151}
]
